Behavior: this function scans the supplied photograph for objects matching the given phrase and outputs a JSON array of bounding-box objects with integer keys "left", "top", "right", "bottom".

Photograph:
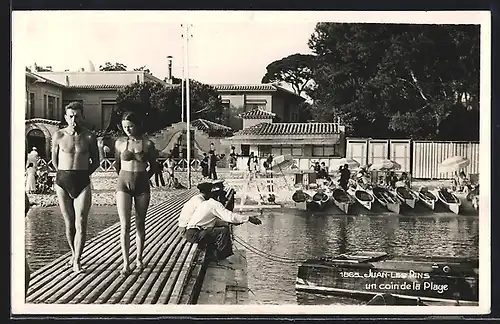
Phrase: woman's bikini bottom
[{"left": 116, "top": 170, "right": 150, "bottom": 197}]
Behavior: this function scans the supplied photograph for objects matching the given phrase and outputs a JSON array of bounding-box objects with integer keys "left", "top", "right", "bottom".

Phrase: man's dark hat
[{"left": 197, "top": 181, "right": 214, "bottom": 193}]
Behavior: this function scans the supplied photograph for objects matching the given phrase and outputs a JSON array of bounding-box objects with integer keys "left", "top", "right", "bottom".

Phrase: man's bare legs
[
  {"left": 133, "top": 193, "right": 150, "bottom": 270},
  {"left": 55, "top": 184, "right": 76, "bottom": 267},
  {"left": 116, "top": 191, "right": 133, "bottom": 275},
  {"left": 72, "top": 185, "right": 91, "bottom": 273}
]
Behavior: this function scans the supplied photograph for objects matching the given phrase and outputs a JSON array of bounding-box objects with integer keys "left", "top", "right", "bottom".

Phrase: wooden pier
[{"left": 26, "top": 188, "right": 209, "bottom": 304}]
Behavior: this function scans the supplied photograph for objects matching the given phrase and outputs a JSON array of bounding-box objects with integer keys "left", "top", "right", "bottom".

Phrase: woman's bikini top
[{"left": 121, "top": 139, "right": 148, "bottom": 162}]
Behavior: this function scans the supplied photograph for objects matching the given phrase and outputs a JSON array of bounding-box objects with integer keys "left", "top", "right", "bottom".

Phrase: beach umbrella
[
  {"left": 369, "top": 159, "right": 401, "bottom": 171},
  {"left": 439, "top": 155, "right": 470, "bottom": 173},
  {"left": 333, "top": 158, "right": 360, "bottom": 170}
]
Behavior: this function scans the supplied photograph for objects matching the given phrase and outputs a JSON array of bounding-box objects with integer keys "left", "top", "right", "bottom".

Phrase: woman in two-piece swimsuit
[{"left": 114, "top": 112, "right": 158, "bottom": 276}]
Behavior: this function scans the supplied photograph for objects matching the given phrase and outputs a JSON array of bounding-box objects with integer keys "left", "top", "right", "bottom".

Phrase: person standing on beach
[
  {"left": 208, "top": 150, "right": 218, "bottom": 180},
  {"left": 51, "top": 102, "right": 100, "bottom": 274},
  {"left": 114, "top": 111, "right": 158, "bottom": 276}
]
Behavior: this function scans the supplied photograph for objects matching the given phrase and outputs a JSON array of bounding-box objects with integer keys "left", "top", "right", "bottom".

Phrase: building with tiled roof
[
  {"left": 25, "top": 68, "right": 169, "bottom": 158},
  {"left": 213, "top": 83, "right": 305, "bottom": 130}
]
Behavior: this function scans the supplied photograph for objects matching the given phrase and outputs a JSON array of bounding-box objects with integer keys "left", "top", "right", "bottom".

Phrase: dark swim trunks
[
  {"left": 55, "top": 170, "right": 91, "bottom": 199},
  {"left": 116, "top": 170, "right": 150, "bottom": 197}
]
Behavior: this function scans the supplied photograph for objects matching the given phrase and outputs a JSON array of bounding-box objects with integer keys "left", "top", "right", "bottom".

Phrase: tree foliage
[
  {"left": 99, "top": 62, "right": 127, "bottom": 71},
  {"left": 134, "top": 66, "right": 151, "bottom": 73},
  {"left": 106, "top": 80, "right": 227, "bottom": 135},
  {"left": 261, "top": 53, "right": 316, "bottom": 96},
  {"left": 305, "top": 23, "right": 479, "bottom": 140}
]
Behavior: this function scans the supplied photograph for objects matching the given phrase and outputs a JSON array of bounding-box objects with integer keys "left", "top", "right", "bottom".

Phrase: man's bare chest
[{"left": 59, "top": 134, "right": 90, "bottom": 153}]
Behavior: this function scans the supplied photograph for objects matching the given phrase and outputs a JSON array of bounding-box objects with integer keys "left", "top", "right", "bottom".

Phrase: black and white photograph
[{"left": 12, "top": 10, "right": 491, "bottom": 315}]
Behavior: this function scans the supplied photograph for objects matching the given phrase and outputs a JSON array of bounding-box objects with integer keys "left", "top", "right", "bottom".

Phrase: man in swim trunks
[{"left": 51, "top": 101, "right": 100, "bottom": 274}]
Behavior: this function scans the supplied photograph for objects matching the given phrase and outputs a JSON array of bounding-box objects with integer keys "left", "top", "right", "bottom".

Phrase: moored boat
[
  {"left": 367, "top": 186, "right": 401, "bottom": 214},
  {"left": 332, "top": 188, "right": 355, "bottom": 214},
  {"left": 347, "top": 185, "right": 374, "bottom": 211},
  {"left": 394, "top": 186, "right": 418, "bottom": 209},
  {"left": 295, "top": 251, "right": 478, "bottom": 306},
  {"left": 418, "top": 188, "right": 438, "bottom": 211},
  {"left": 435, "top": 188, "right": 461, "bottom": 214}
]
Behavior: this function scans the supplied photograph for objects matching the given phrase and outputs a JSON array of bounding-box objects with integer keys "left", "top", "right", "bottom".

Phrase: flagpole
[{"left": 184, "top": 23, "right": 191, "bottom": 189}]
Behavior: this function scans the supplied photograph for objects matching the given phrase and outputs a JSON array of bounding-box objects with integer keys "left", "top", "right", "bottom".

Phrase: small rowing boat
[
  {"left": 347, "top": 185, "right": 374, "bottom": 211},
  {"left": 435, "top": 188, "right": 461, "bottom": 214},
  {"left": 367, "top": 186, "right": 401, "bottom": 214},
  {"left": 394, "top": 186, "right": 418, "bottom": 209},
  {"left": 417, "top": 187, "right": 438, "bottom": 211},
  {"left": 296, "top": 251, "right": 478, "bottom": 306},
  {"left": 332, "top": 188, "right": 355, "bottom": 214}
]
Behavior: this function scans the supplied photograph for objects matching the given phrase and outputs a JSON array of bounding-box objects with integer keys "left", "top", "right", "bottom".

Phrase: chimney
[{"left": 166, "top": 55, "right": 173, "bottom": 84}]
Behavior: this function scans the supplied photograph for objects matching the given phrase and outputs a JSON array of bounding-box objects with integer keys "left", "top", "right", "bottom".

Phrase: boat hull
[
  {"left": 435, "top": 189, "right": 461, "bottom": 214},
  {"left": 347, "top": 187, "right": 373, "bottom": 211},
  {"left": 395, "top": 187, "right": 418, "bottom": 209},
  {"left": 418, "top": 191, "right": 437, "bottom": 210},
  {"left": 296, "top": 252, "right": 479, "bottom": 305},
  {"left": 367, "top": 187, "right": 401, "bottom": 214},
  {"left": 332, "top": 189, "right": 354, "bottom": 214}
]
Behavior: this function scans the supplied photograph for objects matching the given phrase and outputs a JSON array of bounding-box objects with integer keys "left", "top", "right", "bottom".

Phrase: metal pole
[
  {"left": 184, "top": 23, "right": 191, "bottom": 189},
  {"left": 181, "top": 28, "right": 185, "bottom": 123}
]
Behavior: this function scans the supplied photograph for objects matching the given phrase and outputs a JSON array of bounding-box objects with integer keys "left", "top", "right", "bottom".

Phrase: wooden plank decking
[{"left": 26, "top": 188, "right": 207, "bottom": 304}]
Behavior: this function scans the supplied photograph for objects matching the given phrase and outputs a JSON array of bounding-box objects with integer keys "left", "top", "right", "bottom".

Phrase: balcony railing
[{"left": 35, "top": 158, "right": 204, "bottom": 173}]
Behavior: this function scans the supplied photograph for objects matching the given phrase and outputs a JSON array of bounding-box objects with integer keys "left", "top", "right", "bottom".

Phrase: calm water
[
  {"left": 25, "top": 206, "right": 119, "bottom": 272},
  {"left": 25, "top": 205, "right": 479, "bottom": 304}
]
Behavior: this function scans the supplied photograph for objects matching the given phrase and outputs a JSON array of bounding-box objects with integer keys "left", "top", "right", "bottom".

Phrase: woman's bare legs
[
  {"left": 133, "top": 193, "right": 150, "bottom": 270},
  {"left": 116, "top": 191, "right": 133, "bottom": 275}
]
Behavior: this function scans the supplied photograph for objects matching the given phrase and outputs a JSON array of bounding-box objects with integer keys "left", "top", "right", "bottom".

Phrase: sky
[{"left": 13, "top": 11, "right": 317, "bottom": 85}]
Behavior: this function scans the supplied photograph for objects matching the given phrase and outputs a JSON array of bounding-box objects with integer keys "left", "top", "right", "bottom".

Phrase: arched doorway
[{"left": 26, "top": 129, "right": 47, "bottom": 159}]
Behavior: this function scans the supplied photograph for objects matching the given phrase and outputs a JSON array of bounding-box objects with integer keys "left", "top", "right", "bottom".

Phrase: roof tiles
[
  {"left": 238, "top": 108, "right": 276, "bottom": 119},
  {"left": 234, "top": 122, "right": 341, "bottom": 136}
]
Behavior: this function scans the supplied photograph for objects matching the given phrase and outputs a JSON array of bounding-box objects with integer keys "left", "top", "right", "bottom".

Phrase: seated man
[
  {"left": 177, "top": 182, "right": 211, "bottom": 234},
  {"left": 184, "top": 183, "right": 262, "bottom": 261}
]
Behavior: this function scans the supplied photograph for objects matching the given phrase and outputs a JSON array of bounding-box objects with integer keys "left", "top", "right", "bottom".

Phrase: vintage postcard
[{"left": 11, "top": 10, "right": 491, "bottom": 316}]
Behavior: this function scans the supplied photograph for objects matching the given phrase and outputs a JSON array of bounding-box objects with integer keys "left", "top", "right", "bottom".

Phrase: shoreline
[
  {"left": 25, "top": 171, "right": 460, "bottom": 208},
  {"left": 27, "top": 188, "right": 187, "bottom": 208}
]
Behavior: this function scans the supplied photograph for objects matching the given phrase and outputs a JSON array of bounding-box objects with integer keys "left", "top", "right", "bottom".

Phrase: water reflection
[
  {"left": 25, "top": 206, "right": 119, "bottom": 272},
  {"left": 25, "top": 205, "right": 479, "bottom": 305},
  {"left": 235, "top": 209, "right": 479, "bottom": 305}
]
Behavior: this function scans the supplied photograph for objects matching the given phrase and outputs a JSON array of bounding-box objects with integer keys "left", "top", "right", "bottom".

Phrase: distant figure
[
  {"left": 25, "top": 163, "right": 37, "bottom": 193},
  {"left": 201, "top": 153, "right": 209, "bottom": 178},
  {"left": 313, "top": 162, "right": 321, "bottom": 179},
  {"left": 165, "top": 155, "right": 175, "bottom": 188},
  {"left": 263, "top": 154, "right": 273, "bottom": 170},
  {"left": 247, "top": 152, "right": 255, "bottom": 171},
  {"left": 172, "top": 144, "right": 180, "bottom": 159},
  {"left": 397, "top": 172, "right": 410, "bottom": 188},
  {"left": 208, "top": 150, "right": 218, "bottom": 180},
  {"left": 26, "top": 147, "right": 39, "bottom": 169},
  {"left": 386, "top": 171, "right": 398, "bottom": 189},
  {"left": 252, "top": 155, "right": 259, "bottom": 172},
  {"left": 320, "top": 162, "right": 329, "bottom": 180},
  {"left": 210, "top": 142, "right": 215, "bottom": 152},
  {"left": 229, "top": 146, "right": 236, "bottom": 158},
  {"left": 152, "top": 157, "right": 165, "bottom": 187},
  {"left": 455, "top": 170, "right": 471, "bottom": 194},
  {"left": 339, "top": 164, "right": 350, "bottom": 191}
]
